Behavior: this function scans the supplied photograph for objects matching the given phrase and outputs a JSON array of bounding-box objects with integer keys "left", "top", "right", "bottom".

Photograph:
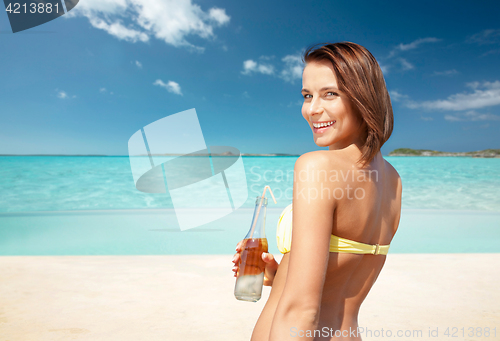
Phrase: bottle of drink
[{"left": 234, "top": 196, "right": 269, "bottom": 302}]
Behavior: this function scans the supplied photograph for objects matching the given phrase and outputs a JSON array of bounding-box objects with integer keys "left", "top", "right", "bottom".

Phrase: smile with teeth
[{"left": 312, "top": 120, "right": 336, "bottom": 128}]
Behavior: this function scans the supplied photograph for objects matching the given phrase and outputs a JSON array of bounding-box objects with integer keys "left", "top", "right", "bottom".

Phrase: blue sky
[{"left": 1, "top": 0, "right": 499, "bottom": 155}]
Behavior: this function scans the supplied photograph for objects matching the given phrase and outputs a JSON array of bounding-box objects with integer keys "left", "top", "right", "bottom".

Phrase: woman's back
[{"left": 251, "top": 148, "right": 402, "bottom": 340}]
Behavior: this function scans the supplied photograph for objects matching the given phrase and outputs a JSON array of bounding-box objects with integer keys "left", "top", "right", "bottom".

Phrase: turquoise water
[
  {"left": 0, "top": 208, "right": 499, "bottom": 255},
  {"left": 1, "top": 156, "right": 499, "bottom": 212},
  {"left": 0, "top": 156, "right": 499, "bottom": 255}
]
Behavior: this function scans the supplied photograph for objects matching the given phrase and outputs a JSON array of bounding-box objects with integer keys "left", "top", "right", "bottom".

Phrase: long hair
[{"left": 303, "top": 42, "right": 393, "bottom": 166}]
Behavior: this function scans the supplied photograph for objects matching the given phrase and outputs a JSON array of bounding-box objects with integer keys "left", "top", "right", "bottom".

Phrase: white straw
[{"left": 249, "top": 186, "right": 276, "bottom": 239}]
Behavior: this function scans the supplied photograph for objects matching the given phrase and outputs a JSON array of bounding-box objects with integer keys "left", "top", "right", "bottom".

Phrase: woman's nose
[{"left": 307, "top": 98, "right": 324, "bottom": 116}]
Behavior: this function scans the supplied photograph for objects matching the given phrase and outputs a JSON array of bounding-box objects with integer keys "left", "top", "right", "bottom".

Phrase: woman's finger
[
  {"left": 262, "top": 252, "right": 274, "bottom": 262},
  {"left": 236, "top": 241, "right": 243, "bottom": 252}
]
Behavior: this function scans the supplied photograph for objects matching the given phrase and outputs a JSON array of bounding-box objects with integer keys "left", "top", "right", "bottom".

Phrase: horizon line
[
  {"left": 1, "top": 148, "right": 497, "bottom": 157},
  {"left": 0, "top": 153, "right": 304, "bottom": 157}
]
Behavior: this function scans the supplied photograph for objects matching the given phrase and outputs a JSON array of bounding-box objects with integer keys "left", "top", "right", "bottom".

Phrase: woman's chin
[{"left": 313, "top": 138, "right": 330, "bottom": 147}]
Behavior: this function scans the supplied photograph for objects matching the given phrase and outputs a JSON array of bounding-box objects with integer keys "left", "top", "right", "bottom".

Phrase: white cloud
[
  {"left": 88, "top": 16, "right": 149, "bottom": 43},
  {"left": 467, "top": 29, "right": 500, "bottom": 45},
  {"left": 208, "top": 7, "right": 230, "bottom": 25},
  {"left": 444, "top": 110, "right": 500, "bottom": 121},
  {"left": 466, "top": 81, "right": 480, "bottom": 89},
  {"left": 241, "top": 60, "right": 256, "bottom": 74},
  {"left": 433, "top": 69, "right": 459, "bottom": 76},
  {"left": 135, "top": 60, "right": 142, "bottom": 68},
  {"left": 241, "top": 59, "right": 274, "bottom": 75},
  {"left": 399, "top": 58, "right": 414, "bottom": 70},
  {"left": 259, "top": 55, "right": 275, "bottom": 61},
  {"left": 153, "top": 79, "right": 182, "bottom": 95},
  {"left": 389, "top": 90, "right": 409, "bottom": 102},
  {"left": 385, "top": 37, "right": 441, "bottom": 71},
  {"left": 57, "top": 91, "right": 68, "bottom": 99},
  {"left": 408, "top": 81, "right": 500, "bottom": 111},
  {"left": 99, "top": 88, "right": 113, "bottom": 95},
  {"left": 420, "top": 116, "right": 434, "bottom": 121},
  {"left": 396, "top": 37, "right": 441, "bottom": 52},
  {"left": 287, "top": 99, "right": 303, "bottom": 107},
  {"left": 55, "top": 89, "right": 77, "bottom": 99},
  {"left": 280, "top": 54, "right": 304, "bottom": 83},
  {"left": 482, "top": 49, "right": 500, "bottom": 57},
  {"left": 66, "top": 0, "right": 230, "bottom": 51},
  {"left": 379, "top": 63, "right": 390, "bottom": 75},
  {"left": 240, "top": 53, "right": 303, "bottom": 83}
]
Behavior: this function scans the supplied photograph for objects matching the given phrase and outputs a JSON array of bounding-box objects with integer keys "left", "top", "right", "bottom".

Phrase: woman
[{"left": 232, "top": 42, "right": 402, "bottom": 341}]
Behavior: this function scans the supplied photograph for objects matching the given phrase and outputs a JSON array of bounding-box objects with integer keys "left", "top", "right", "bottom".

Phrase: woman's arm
[{"left": 269, "top": 152, "right": 335, "bottom": 340}]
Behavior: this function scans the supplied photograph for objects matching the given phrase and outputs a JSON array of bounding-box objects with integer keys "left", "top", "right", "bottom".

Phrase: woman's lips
[{"left": 312, "top": 120, "right": 335, "bottom": 134}]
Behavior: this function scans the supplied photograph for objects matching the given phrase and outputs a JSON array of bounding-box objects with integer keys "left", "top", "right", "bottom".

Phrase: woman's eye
[
  {"left": 327, "top": 91, "right": 338, "bottom": 96},
  {"left": 303, "top": 94, "right": 312, "bottom": 99}
]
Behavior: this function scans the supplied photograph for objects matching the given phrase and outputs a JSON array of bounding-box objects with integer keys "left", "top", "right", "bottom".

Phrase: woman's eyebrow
[{"left": 301, "top": 86, "right": 340, "bottom": 93}]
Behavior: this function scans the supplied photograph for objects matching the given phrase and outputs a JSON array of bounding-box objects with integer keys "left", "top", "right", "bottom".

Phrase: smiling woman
[{"left": 232, "top": 42, "right": 402, "bottom": 341}]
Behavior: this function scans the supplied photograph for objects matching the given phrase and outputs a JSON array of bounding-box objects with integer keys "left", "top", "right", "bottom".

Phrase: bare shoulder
[
  {"left": 294, "top": 150, "right": 346, "bottom": 172},
  {"left": 383, "top": 158, "right": 402, "bottom": 191}
]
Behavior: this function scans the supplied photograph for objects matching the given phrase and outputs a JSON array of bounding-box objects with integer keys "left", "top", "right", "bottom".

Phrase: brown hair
[{"left": 302, "top": 41, "right": 393, "bottom": 167}]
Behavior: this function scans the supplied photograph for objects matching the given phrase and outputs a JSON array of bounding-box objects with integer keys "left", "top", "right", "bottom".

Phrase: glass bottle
[{"left": 234, "top": 196, "right": 269, "bottom": 302}]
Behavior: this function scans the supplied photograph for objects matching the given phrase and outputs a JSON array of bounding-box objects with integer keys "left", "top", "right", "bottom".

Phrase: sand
[{"left": 0, "top": 254, "right": 499, "bottom": 341}]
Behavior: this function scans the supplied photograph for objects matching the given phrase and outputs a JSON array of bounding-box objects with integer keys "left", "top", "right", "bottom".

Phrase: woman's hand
[{"left": 232, "top": 240, "right": 279, "bottom": 287}]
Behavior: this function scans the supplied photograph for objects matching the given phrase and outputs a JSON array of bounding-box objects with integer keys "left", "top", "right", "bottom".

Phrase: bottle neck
[{"left": 246, "top": 197, "right": 268, "bottom": 239}]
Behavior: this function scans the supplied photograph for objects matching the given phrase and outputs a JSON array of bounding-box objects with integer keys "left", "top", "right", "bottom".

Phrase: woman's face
[{"left": 301, "top": 60, "right": 365, "bottom": 150}]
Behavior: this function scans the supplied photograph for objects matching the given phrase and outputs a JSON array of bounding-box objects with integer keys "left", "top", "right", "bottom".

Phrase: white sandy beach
[{"left": 1, "top": 254, "right": 499, "bottom": 341}]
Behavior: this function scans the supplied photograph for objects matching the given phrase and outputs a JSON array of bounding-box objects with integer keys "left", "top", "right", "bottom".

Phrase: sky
[{"left": 1, "top": 0, "right": 499, "bottom": 156}]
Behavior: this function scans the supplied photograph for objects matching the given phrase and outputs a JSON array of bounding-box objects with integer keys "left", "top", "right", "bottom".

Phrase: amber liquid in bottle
[
  {"left": 234, "top": 196, "right": 268, "bottom": 302},
  {"left": 234, "top": 238, "right": 268, "bottom": 302}
]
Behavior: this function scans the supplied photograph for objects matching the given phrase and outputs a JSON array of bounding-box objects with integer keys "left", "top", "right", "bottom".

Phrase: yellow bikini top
[{"left": 276, "top": 204, "right": 390, "bottom": 255}]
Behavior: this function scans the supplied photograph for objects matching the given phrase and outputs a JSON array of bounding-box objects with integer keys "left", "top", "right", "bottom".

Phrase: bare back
[{"left": 251, "top": 149, "right": 402, "bottom": 341}]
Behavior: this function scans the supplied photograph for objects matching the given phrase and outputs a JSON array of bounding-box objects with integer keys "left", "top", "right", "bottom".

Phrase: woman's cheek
[{"left": 301, "top": 106, "right": 308, "bottom": 121}]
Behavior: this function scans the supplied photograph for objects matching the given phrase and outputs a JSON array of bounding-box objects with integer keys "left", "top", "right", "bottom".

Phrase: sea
[{"left": 0, "top": 156, "right": 499, "bottom": 255}]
